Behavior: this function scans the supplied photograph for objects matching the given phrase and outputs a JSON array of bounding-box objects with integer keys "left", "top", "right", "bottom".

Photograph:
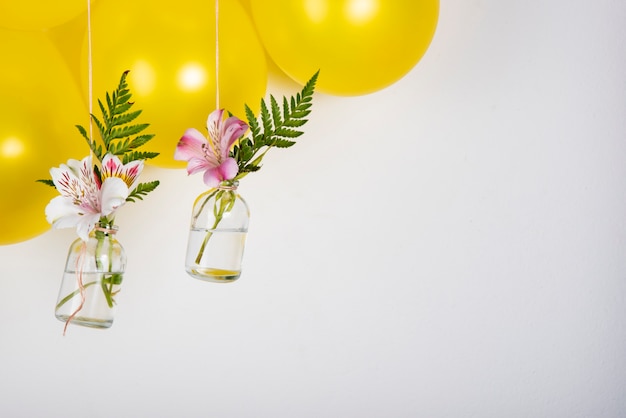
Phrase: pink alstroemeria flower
[
  {"left": 174, "top": 109, "right": 248, "bottom": 188},
  {"left": 45, "top": 154, "right": 143, "bottom": 241}
]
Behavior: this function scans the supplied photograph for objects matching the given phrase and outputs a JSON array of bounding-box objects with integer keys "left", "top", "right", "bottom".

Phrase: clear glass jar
[
  {"left": 185, "top": 180, "right": 250, "bottom": 283},
  {"left": 55, "top": 223, "right": 126, "bottom": 332}
]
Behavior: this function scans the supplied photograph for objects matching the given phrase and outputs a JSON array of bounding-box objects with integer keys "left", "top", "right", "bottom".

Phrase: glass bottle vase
[
  {"left": 184, "top": 180, "right": 250, "bottom": 283},
  {"left": 55, "top": 223, "right": 126, "bottom": 330}
]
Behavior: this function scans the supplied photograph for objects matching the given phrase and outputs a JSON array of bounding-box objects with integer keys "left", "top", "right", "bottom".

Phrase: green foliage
[
  {"left": 126, "top": 180, "right": 160, "bottom": 203},
  {"left": 121, "top": 151, "right": 160, "bottom": 165},
  {"left": 38, "top": 71, "right": 160, "bottom": 203},
  {"left": 36, "top": 179, "right": 55, "bottom": 188},
  {"left": 232, "top": 70, "right": 318, "bottom": 179},
  {"left": 78, "top": 70, "right": 159, "bottom": 166}
]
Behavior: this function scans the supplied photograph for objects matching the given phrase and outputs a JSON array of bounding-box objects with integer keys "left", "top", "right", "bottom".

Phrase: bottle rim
[
  {"left": 95, "top": 223, "right": 118, "bottom": 234},
  {"left": 217, "top": 180, "right": 239, "bottom": 191}
]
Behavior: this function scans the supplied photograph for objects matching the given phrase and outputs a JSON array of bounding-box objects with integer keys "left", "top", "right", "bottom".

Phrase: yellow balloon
[
  {"left": 0, "top": 29, "right": 88, "bottom": 245},
  {"left": 0, "top": 0, "right": 89, "bottom": 31},
  {"left": 47, "top": 10, "right": 89, "bottom": 93},
  {"left": 238, "top": 0, "right": 252, "bottom": 16},
  {"left": 85, "top": 0, "right": 268, "bottom": 168},
  {"left": 250, "top": 0, "right": 439, "bottom": 96}
]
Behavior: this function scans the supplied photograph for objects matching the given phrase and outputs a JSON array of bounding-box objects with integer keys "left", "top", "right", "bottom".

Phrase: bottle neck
[
  {"left": 217, "top": 180, "right": 239, "bottom": 191},
  {"left": 95, "top": 223, "right": 118, "bottom": 236}
]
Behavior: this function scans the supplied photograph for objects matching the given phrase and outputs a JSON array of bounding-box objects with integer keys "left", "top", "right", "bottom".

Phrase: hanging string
[
  {"left": 86, "top": 0, "right": 94, "bottom": 145},
  {"left": 63, "top": 242, "right": 88, "bottom": 335},
  {"left": 215, "top": 0, "right": 220, "bottom": 109},
  {"left": 63, "top": 0, "right": 94, "bottom": 335}
]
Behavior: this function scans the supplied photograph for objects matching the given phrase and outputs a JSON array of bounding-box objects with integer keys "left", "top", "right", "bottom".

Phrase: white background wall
[{"left": 1, "top": 0, "right": 625, "bottom": 416}]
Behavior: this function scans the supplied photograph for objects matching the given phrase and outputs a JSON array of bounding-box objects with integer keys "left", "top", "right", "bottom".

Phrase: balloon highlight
[{"left": 84, "top": 0, "right": 268, "bottom": 168}]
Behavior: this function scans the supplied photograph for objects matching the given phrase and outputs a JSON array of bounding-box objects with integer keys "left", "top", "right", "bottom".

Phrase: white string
[
  {"left": 86, "top": 0, "right": 94, "bottom": 150},
  {"left": 64, "top": 0, "right": 94, "bottom": 336},
  {"left": 215, "top": 0, "right": 220, "bottom": 110}
]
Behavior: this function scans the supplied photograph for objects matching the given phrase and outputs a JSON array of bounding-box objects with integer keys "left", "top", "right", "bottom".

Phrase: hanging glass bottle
[
  {"left": 55, "top": 222, "right": 126, "bottom": 330},
  {"left": 185, "top": 180, "right": 250, "bottom": 283}
]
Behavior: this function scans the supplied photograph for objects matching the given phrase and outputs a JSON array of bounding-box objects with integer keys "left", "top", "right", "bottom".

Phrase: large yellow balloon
[
  {"left": 85, "top": 0, "right": 268, "bottom": 168},
  {"left": 250, "top": 0, "right": 439, "bottom": 96},
  {"left": 238, "top": 0, "right": 252, "bottom": 16},
  {"left": 0, "top": 0, "right": 89, "bottom": 31},
  {"left": 0, "top": 29, "right": 88, "bottom": 245},
  {"left": 47, "top": 10, "right": 89, "bottom": 94}
]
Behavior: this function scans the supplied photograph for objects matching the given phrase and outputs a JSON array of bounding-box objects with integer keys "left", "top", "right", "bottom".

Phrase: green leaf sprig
[
  {"left": 76, "top": 70, "right": 160, "bottom": 201},
  {"left": 232, "top": 70, "right": 318, "bottom": 180}
]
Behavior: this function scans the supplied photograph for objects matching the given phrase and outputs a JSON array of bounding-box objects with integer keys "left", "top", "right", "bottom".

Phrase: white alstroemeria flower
[{"left": 45, "top": 154, "right": 142, "bottom": 241}]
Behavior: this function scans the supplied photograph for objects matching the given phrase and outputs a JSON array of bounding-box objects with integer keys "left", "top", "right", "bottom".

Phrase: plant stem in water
[
  {"left": 194, "top": 217, "right": 220, "bottom": 265},
  {"left": 194, "top": 189, "right": 235, "bottom": 265},
  {"left": 56, "top": 281, "right": 98, "bottom": 310}
]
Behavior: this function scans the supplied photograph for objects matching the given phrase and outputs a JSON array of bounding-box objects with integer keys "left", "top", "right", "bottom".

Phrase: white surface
[{"left": 1, "top": 1, "right": 625, "bottom": 417}]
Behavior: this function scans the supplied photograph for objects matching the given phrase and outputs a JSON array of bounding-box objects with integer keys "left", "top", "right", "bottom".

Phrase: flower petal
[
  {"left": 220, "top": 116, "right": 248, "bottom": 158},
  {"left": 76, "top": 156, "right": 96, "bottom": 188},
  {"left": 206, "top": 109, "right": 227, "bottom": 158},
  {"left": 202, "top": 167, "right": 222, "bottom": 188},
  {"left": 66, "top": 156, "right": 91, "bottom": 179},
  {"left": 45, "top": 196, "right": 101, "bottom": 241},
  {"left": 206, "top": 109, "right": 225, "bottom": 143},
  {"left": 186, "top": 157, "right": 210, "bottom": 176},
  {"left": 101, "top": 153, "right": 144, "bottom": 190},
  {"left": 218, "top": 157, "right": 239, "bottom": 181},
  {"left": 122, "top": 159, "right": 144, "bottom": 190},
  {"left": 45, "top": 196, "right": 82, "bottom": 227},
  {"left": 201, "top": 157, "right": 239, "bottom": 187},
  {"left": 174, "top": 128, "right": 209, "bottom": 162},
  {"left": 100, "top": 177, "right": 129, "bottom": 216},
  {"left": 76, "top": 213, "right": 100, "bottom": 241},
  {"left": 50, "top": 166, "right": 80, "bottom": 199},
  {"left": 75, "top": 213, "right": 101, "bottom": 242},
  {"left": 100, "top": 154, "right": 124, "bottom": 182}
]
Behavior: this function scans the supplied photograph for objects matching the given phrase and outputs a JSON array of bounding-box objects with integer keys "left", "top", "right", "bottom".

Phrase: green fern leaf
[
  {"left": 76, "top": 125, "right": 105, "bottom": 160},
  {"left": 273, "top": 127, "right": 303, "bottom": 139},
  {"left": 282, "top": 96, "right": 291, "bottom": 122},
  {"left": 128, "top": 134, "right": 155, "bottom": 149},
  {"left": 272, "top": 138, "right": 296, "bottom": 148},
  {"left": 260, "top": 100, "right": 273, "bottom": 137},
  {"left": 36, "top": 179, "right": 55, "bottom": 187},
  {"left": 244, "top": 104, "right": 260, "bottom": 137},
  {"left": 122, "top": 151, "right": 159, "bottom": 165},
  {"left": 270, "top": 95, "right": 282, "bottom": 128},
  {"left": 87, "top": 71, "right": 157, "bottom": 163},
  {"left": 112, "top": 102, "right": 133, "bottom": 116},
  {"left": 282, "top": 118, "right": 307, "bottom": 128},
  {"left": 232, "top": 70, "right": 318, "bottom": 178},
  {"left": 110, "top": 109, "right": 141, "bottom": 127},
  {"left": 115, "top": 92, "right": 131, "bottom": 108},
  {"left": 301, "top": 70, "right": 319, "bottom": 97},
  {"left": 76, "top": 124, "right": 90, "bottom": 142},
  {"left": 108, "top": 139, "right": 128, "bottom": 155},
  {"left": 126, "top": 180, "right": 160, "bottom": 203},
  {"left": 109, "top": 123, "right": 149, "bottom": 140},
  {"left": 103, "top": 94, "right": 114, "bottom": 120}
]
